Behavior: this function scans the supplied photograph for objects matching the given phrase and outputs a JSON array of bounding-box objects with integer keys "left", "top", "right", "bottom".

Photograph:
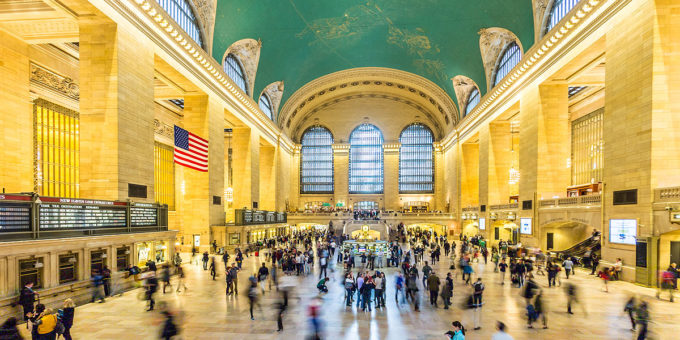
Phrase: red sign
[
  {"left": 0, "top": 194, "right": 32, "bottom": 201},
  {"left": 38, "top": 197, "right": 128, "bottom": 206}
]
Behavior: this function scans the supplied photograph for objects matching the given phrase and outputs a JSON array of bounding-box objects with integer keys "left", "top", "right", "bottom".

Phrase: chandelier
[
  {"left": 224, "top": 187, "right": 234, "bottom": 202},
  {"left": 508, "top": 166, "right": 520, "bottom": 185},
  {"left": 508, "top": 121, "right": 520, "bottom": 185}
]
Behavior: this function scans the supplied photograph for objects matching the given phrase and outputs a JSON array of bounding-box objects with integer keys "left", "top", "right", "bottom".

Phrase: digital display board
[
  {"left": 478, "top": 218, "right": 486, "bottom": 230},
  {"left": 0, "top": 203, "right": 31, "bottom": 232},
  {"left": 39, "top": 204, "right": 126, "bottom": 230},
  {"left": 609, "top": 219, "right": 637, "bottom": 245},
  {"left": 130, "top": 207, "right": 158, "bottom": 227},
  {"left": 520, "top": 218, "right": 532, "bottom": 235}
]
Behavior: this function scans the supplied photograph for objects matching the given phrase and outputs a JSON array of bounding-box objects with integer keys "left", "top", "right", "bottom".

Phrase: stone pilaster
[
  {"left": 232, "top": 127, "right": 259, "bottom": 209},
  {"left": 79, "top": 19, "right": 155, "bottom": 201},
  {"left": 333, "top": 145, "right": 350, "bottom": 207},
  {"left": 384, "top": 144, "right": 400, "bottom": 210},
  {"left": 259, "top": 144, "right": 276, "bottom": 210}
]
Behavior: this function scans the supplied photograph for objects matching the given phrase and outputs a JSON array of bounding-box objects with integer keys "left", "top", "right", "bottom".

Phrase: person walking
[
  {"left": 427, "top": 271, "right": 440, "bottom": 307},
  {"left": 449, "top": 321, "right": 466, "bottom": 340},
  {"left": 492, "top": 321, "right": 514, "bottom": 340},
  {"left": 624, "top": 297, "right": 637, "bottom": 331},
  {"left": 145, "top": 272, "right": 158, "bottom": 311},
  {"left": 61, "top": 299, "right": 75, "bottom": 340},
  {"left": 440, "top": 273, "right": 453, "bottom": 309},
  {"left": 562, "top": 258, "right": 573, "bottom": 279},
  {"left": 590, "top": 254, "right": 599, "bottom": 275},
  {"left": 498, "top": 259, "right": 508, "bottom": 285},
  {"left": 202, "top": 251, "right": 209, "bottom": 270},
  {"left": 395, "top": 272, "right": 406, "bottom": 305},
  {"left": 247, "top": 278, "right": 259, "bottom": 320},
  {"left": 635, "top": 301, "right": 650, "bottom": 340},
  {"left": 175, "top": 265, "right": 188, "bottom": 293},
  {"left": 374, "top": 273, "right": 384, "bottom": 309},
  {"left": 258, "top": 262, "right": 269, "bottom": 295},
  {"left": 209, "top": 257, "right": 217, "bottom": 280},
  {"left": 472, "top": 278, "right": 484, "bottom": 330},
  {"left": 18, "top": 281, "right": 37, "bottom": 322},
  {"left": 0, "top": 317, "right": 22, "bottom": 340},
  {"left": 90, "top": 270, "right": 106, "bottom": 303},
  {"left": 422, "top": 261, "right": 433, "bottom": 288},
  {"left": 528, "top": 291, "right": 547, "bottom": 329},
  {"left": 161, "top": 264, "right": 173, "bottom": 293}
]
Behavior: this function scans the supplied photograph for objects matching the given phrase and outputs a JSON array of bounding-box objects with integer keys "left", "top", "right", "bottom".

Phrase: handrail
[
  {"left": 655, "top": 186, "right": 680, "bottom": 202},
  {"left": 538, "top": 194, "right": 601, "bottom": 208}
]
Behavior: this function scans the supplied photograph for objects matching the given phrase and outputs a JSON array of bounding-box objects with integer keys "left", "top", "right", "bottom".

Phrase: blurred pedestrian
[{"left": 60, "top": 299, "right": 75, "bottom": 340}]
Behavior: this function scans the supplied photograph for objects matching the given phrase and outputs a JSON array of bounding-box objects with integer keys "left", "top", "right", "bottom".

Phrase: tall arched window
[
  {"left": 224, "top": 54, "right": 248, "bottom": 95},
  {"left": 258, "top": 94, "right": 273, "bottom": 120},
  {"left": 399, "top": 123, "right": 434, "bottom": 193},
  {"left": 155, "top": 0, "right": 203, "bottom": 47},
  {"left": 349, "top": 124, "right": 384, "bottom": 194},
  {"left": 493, "top": 42, "right": 522, "bottom": 87},
  {"left": 300, "top": 126, "right": 334, "bottom": 194},
  {"left": 464, "top": 88, "right": 480, "bottom": 117},
  {"left": 545, "top": 0, "right": 581, "bottom": 35}
]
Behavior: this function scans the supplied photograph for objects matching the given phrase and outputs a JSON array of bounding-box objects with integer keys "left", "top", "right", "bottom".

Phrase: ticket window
[
  {"left": 155, "top": 241, "right": 168, "bottom": 264},
  {"left": 90, "top": 250, "right": 106, "bottom": 274},
  {"left": 137, "top": 242, "right": 153, "bottom": 267},
  {"left": 19, "top": 258, "right": 44, "bottom": 289},
  {"left": 116, "top": 247, "right": 130, "bottom": 271},
  {"left": 58, "top": 254, "right": 78, "bottom": 284}
]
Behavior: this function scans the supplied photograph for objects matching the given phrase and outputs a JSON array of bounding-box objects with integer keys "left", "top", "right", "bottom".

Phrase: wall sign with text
[{"left": 520, "top": 218, "right": 532, "bottom": 235}]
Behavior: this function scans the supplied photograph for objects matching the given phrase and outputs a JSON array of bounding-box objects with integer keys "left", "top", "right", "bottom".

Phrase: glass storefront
[
  {"left": 155, "top": 241, "right": 168, "bottom": 264},
  {"left": 136, "top": 241, "right": 153, "bottom": 267}
]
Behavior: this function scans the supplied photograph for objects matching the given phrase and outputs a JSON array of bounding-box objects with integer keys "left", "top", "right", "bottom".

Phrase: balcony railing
[
  {"left": 489, "top": 203, "right": 519, "bottom": 211},
  {"left": 462, "top": 206, "right": 480, "bottom": 212},
  {"left": 538, "top": 194, "right": 601, "bottom": 208},
  {"left": 655, "top": 186, "right": 680, "bottom": 202}
]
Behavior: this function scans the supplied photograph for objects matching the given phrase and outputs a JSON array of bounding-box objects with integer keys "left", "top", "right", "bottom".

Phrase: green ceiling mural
[{"left": 212, "top": 0, "right": 534, "bottom": 115}]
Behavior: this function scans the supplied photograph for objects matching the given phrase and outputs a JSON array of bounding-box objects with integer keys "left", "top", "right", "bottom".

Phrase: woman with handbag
[
  {"left": 33, "top": 308, "right": 61, "bottom": 340},
  {"left": 60, "top": 299, "right": 75, "bottom": 340}
]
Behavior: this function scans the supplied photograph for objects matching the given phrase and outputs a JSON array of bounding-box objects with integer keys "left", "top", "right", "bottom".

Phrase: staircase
[{"left": 553, "top": 234, "right": 601, "bottom": 261}]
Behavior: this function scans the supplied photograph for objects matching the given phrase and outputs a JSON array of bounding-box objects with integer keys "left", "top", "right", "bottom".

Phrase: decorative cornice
[
  {"left": 30, "top": 63, "right": 79, "bottom": 100},
  {"left": 279, "top": 67, "right": 459, "bottom": 133},
  {"left": 153, "top": 118, "right": 173, "bottom": 140}
]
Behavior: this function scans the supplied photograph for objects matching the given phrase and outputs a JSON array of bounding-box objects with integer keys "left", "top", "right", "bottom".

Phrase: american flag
[{"left": 174, "top": 125, "right": 209, "bottom": 172}]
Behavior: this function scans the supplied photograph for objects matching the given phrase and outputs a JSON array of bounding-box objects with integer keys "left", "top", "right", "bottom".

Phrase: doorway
[
  {"left": 547, "top": 233, "right": 554, "bottom": 250},
  {"left": 671, "top": 241, "right": 680, "bottom": 265}
]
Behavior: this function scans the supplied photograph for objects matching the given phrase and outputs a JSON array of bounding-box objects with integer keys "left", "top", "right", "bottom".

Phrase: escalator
[{"left": 553, "top": 233, "right": 601, "bottom": 260}]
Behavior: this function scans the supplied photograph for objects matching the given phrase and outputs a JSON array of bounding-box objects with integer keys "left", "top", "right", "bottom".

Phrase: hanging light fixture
[
  {"left": 224, "top": 187, "right": 234, "bottom": 202},
  {"left": 508, "top": 121, "right": 520, "bottom": 185}
]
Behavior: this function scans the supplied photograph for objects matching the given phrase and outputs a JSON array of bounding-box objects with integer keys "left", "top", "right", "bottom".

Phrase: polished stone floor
[{"left": 24, "top": 245, "right": 680, "bottom": 339}]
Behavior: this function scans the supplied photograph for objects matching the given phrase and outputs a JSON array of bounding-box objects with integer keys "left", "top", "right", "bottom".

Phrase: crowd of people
[{"left": 2, "top": 224, "right": 675, "bottom": 340}]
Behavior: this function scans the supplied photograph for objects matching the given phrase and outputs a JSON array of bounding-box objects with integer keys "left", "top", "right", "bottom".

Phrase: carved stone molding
[
  {"left": 260, "top": 81, "right": 284, "bottom": 119},
  {"left": 154, "top": 118, "right": 174, "bottom": 140},
  {"left": 30, "top": 63, "right": 79, "bottom": 100},
  {"left": 451, "top": 75, "right": 480, "bottom": 116},
  {"left": 224, "top": 38, "right": 261, "bottom": 97},
  {"left": 533, "top": 0, "right": 551, "bottom": 41},
  {"left": 279, "top": 67, "right": 458, "bottom": 134},
  {"left": 478, "top": 28, "right": 523, "bottom": 92}
]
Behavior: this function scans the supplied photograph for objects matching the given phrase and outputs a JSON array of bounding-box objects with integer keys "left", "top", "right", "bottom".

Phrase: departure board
[
  {"left": 131, "top": 207, "right": 158, "bottom": 226},
  {"left": 0, "top": 203, "right": 31, "bottom": 232},
  {"left": 39, "top": 204, "right": 127, "bottom": 230}
]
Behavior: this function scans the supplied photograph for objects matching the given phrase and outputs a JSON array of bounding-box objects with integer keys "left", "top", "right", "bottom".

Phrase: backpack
[{"left": 526, "top": 304, "right": 538, "bottom": 321}]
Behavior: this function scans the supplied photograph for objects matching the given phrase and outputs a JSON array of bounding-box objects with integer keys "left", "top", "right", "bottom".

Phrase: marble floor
[{"left": 22, "top": 246, "right": 680, "bottom": 339}]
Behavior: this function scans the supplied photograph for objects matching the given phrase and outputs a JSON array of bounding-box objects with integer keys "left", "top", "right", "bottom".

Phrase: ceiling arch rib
[
  {"left": 478, "top": 27, "right": 523, "bottom": 93},
  {"left": 279, "top": 67, "right": 458, "bottom": 141},
  {"left": 223, "top": 38, "right": 261, "bottom": 97},
  {"left": 451, "top": 75, "right": 481, "bottom": 120}
]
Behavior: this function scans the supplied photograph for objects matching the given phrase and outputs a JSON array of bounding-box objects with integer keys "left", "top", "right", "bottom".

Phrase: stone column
[
  {"left": 232, "top": 127, "right": 260, "bottom": 209},
  {"left": 0, "top": 31, "right": 32, "bottom": 192},
  {"left": 275, "top": 142, "right": 292, "bottom": 211},
  {"left": 333, "top": 144, "right": 350, "bottom": 207},
  {"left": 0, "top": 257, "right": 7, "bottom": 296},
  {"left": 383, "top": 144, "right": 400, "bottom": 210},
  {"left": 79, "top": 19, "right": 155, "bottom": 200},
  {"left": 177, "top": 95, "right": 225, "bottom": 250},
  {"left": 518, "top": 84, "right": 570, "bottom": 202},
  {"left": 433, "top": 147, "right": 445, "bottom": 211},
  {"left": 290, "top": 149, "right": 300, "bottom": 210},
  {"left": 602, "top": 0, "right": 680, "bottom": 284},
  {"left": 259, "top": 144, "right": 276, "bottom": 210},
  {"left": 460, "top": 143, "right": 479, "bottom": 208}
]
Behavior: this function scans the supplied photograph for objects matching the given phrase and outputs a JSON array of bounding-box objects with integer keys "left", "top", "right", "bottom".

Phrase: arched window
[
  {"left": 224, "top": 54, "right": 248, "bottom": 95},
  {"left": 545, "top": 0, "right": 581, "bottom": 35},
  {"left": 464, "top": 88, "right": 480, "bottom": 117},
  {"left": 493, "top": 42, "right": 522, "bottom": 87},
  {"left": 399, "top": 124, "right": 434, "bottom": 193},
  {"left": 155, "top": 0, "right": 203, "bottom": 47},
  {"left": 300, "top": 126, "right": 334, "bottom": 194},
  {"left": 349, "top": 124, "right": 384, "bottom": 194},
  {"left": 258, "top": 94, "right": 274, "bottom": 120}
]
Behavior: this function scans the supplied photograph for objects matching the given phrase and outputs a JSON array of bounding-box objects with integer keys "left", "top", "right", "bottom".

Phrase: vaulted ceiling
[{"left": 212, "top": 0, "right": 534, "bottom": 116}]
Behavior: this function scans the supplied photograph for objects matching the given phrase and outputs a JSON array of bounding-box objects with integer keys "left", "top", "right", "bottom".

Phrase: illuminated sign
[
  {"left": 520, "top": 218, "right": 532, "bottom": 235},
  {"left": 479, "top": 218, "right": 486, "bottom": 230},
  {"left": 609, "top": 219, "right": 637, "bottom": 245}
]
